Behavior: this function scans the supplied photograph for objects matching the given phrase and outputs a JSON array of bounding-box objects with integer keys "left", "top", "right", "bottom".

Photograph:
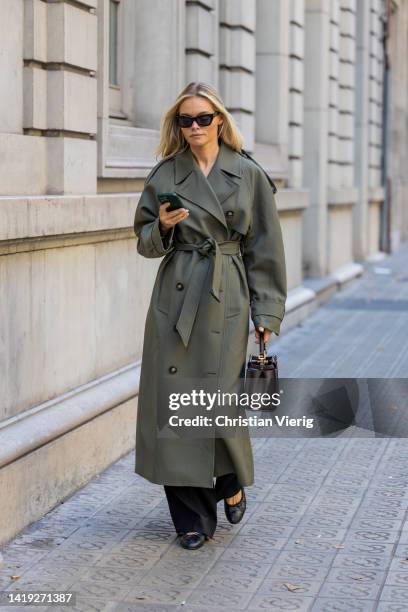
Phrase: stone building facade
[{"left": 0, "top": 0, "right": 407, "bottom": 543}]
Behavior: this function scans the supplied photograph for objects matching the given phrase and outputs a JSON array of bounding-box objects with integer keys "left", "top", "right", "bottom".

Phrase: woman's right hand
[{"left": 159, "top": 202, "right": 189, "bottom": 235}]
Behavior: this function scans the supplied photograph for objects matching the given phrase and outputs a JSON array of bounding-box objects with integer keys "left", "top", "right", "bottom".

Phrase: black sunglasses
[{"left": 176, "top": 111, "right": 220, "bottom": 128}]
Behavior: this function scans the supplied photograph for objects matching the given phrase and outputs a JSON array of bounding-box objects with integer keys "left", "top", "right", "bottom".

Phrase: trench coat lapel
[{"left": 174, "top": 140, "right": 242, "bottom": 231}]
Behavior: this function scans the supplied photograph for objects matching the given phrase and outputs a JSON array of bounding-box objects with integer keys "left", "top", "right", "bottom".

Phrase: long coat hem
[{"left": 134, "top": 466, "right": 255, "bottom": 489}]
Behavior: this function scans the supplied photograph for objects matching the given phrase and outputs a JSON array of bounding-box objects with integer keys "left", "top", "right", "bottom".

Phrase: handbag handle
[{"left": 259, "top": 330, "right": 267, "bottom": 359}]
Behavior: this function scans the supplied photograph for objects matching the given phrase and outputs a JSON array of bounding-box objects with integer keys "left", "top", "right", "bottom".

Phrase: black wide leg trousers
[{"left": 164, "top": 473, "right": 241, "bottom": 538}]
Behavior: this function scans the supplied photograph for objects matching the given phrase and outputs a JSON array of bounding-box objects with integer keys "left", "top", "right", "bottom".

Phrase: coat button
[
  {"left": 176, "top": 282, "right": 184, "bottom": 290},
  {"left": 169, "top": 366, "right": 177, "bottom": 374},
  {"left": 226, "top": 210, "right": 234, "bottom": 217}
]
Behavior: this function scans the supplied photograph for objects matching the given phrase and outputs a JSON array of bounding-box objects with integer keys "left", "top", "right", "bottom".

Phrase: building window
[
  {"left": 109, "top": 0, "right": 123, "bottom": 118},
  {"left": 109, "top": 0, "right": 119, "bottom": 86}
]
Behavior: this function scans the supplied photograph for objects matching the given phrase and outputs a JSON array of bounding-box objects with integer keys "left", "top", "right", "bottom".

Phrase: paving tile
[
  {"left": 317, "top": 579, "right": 381, "bottom": 599},
  {"left": 185, "top": 586, "right": 253, "bottom": 609},
  {"left": 16, "top": 521, "right": 80, "bottom": 539},
  {"left": 108, "top": 539, "right": 171, "bottom": 559},
  {"left": 335, "top": 542, "right": 395, "bottom": 556},
  {"left": 353, "top": 507, "right": 407, "bottom": 521},
  {"left": 79, "top": 565, "right": 147, "bottom": 586},
  {"left": 0, "top": 606, "right": 48, "bottom": 612},
  {"left": 53, "top": 597, "right": 118, "bottom": 612},
  {"left": 10, "top": 562, "right": 84, "bottom": 585},
  {"left": 120, "top": 529, "right": 176, "bottom": 544},
  {"left": 0, "top": 546, "right": 51, "bottom": 572},
  {"left": 274, "top": 551, "right": 338, "bottom": 568},
  {"left": 379, "top": 585, "right": 408, "bottom": 603},
  {"left": 343, "top": 529, "right": 400, "bottom": 544},
  {"left": 396, "top": 530, "right": 408, "bottom": 544},
  {"left": 150, "top": 557, "right": 216, "bottom": 577},
  {"left": 290, "top": 527, "right": 347, "bottom": 541},
  {"left": 124, "top": 584, "right": 193, "bottom": 606},
  {"left": 3, "top": 579, "right": 74, "bottom": 592},
  {"left": 383, "top": 570, "right": 408, "bottom": 586},
  {"left": 394, "top": 543, "right": 408, "bottom": 558},
  {"left": 310, "top": 599, "right": 376, "bottom": 612},
  {"left": 295, "top": 515, "right": 352, "bottom": 529},
  {"left": 352, "top": 518, "right": 403, "bottom": 532},
  {"left": 246, "top": 591, "right": 315, "bottom": 611},
  {"left": 68, "top": 578, "right": 132, "bottom": 601},
  {"left": 324, "top": 567, "right": 386, "bottom": 584},
  {"left": 217, "top": 545, "right": 280, "bottom": 564},
  {"left": 39, "top": 549, "right": 105, "bottom": 566},
  {"left": 196, "top": 570, "right": 264, "bottom": 593},
  {"left": 128, "top": 517, "right": 176, "bottom": 532},
  {"left": 257, "top": 579, "right": 322, "bottom": 597},
  {"left": 52, "top": 538, "right": 116, "bottom": 554},
  {"left": 283, "top": 539, "right": 343, "bottom": 554},
  {"left": 246, "top": 511, "right": 302, "bottom": 526},
  {"left": 138, "top": 568, "right": 204, "bottom": 590},
  {"left": 65, "top": 526, "right": 130, "bottom": 542},
  {"left": 331, "top": 554, "right": 392, "bottom": 571},
  {"left": 111, "top": 605, "right": 180, "bottom": 612},
  {"left": 224, "top": 534, "right": 287, "bottom": 551},
  {"left": 388, "top": 557, "right": 408, "bottom": 572},
  {"left": 239, "top": 522, "right": 294, "bottom": 539},
  {"left": 376, "top": 603, "right": 408, "bottom": 612},
  {"left": 207, "top": 559, "right": 273, "bottom": 581},
  {"left": 90, "top": 551, "right": 160, "bottom": 571},
  {"left": 265, "top": 564, "right": 330, "bottom": 583}
]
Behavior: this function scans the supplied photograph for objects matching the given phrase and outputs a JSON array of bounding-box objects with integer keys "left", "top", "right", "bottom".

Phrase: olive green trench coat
[{"left": 133, "top": 139, "right": 287, "bottom": 488}]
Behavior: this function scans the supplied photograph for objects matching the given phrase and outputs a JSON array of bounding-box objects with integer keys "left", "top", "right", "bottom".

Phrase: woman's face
[{"left": 178, "top": 96, "right": 224, "bottom": 149}]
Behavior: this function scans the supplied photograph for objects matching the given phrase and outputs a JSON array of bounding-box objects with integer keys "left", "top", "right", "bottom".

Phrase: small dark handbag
[{"left": 244, "top": 330, "right": 279, "bottom": 410}]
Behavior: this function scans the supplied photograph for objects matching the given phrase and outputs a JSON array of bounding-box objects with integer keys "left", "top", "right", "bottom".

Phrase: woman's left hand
[{"left": 255, "top": 326, "right": 272, "bottom": 345}]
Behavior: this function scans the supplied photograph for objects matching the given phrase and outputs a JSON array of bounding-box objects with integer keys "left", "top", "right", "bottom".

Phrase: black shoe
[
  {"left": 224, "top": 488, "right": 246, "bottom": 524},
  {"left": 179, "top": 531, "right": 207, "bottom": 550}
]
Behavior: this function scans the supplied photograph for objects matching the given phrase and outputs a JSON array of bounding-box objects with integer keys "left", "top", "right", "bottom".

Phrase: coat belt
[{"left": 173, "top": 238, "right": 242, "bottom": 348}]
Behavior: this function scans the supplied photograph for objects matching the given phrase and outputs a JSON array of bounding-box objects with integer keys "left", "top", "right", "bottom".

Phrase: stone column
[
  {"left": 388, "top": 0, "right": 408, "bottom": 246},
  {"left": 255, "top": 0, "right": 289, "bottom": 156},
  {"left": 24, "top": 0, "right": 98, "bottom": 194},
  {"left": 2, "top": 0, "right": 24, "bottom": 135},
  {"left": 288, "top": 0, "right": 305, "bottom": 188},
  {"left": 328, "top": 0, "right": 341, "bottom": 189},
  {"left": 353, "top": 0, "right": 371, "bottom": 259},
  {"left": 303, "top": 0, "right": 330, "bottom": 276},
  {"left": 338, "top": 0, "right": 357, "bottom": 189},
  {"left": 219, "top": 0, "right": 256, "bottom": 148},
  {"left": 186, "top": 0, "right": 218, "bottom": 87},
  {"left": 130, "top": 0, "right": 185, "bottom": 129}
]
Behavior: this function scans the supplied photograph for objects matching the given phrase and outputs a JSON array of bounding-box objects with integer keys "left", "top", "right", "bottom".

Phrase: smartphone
[{"left": 157, "top": 192, "right": 185, "bottom": 212}]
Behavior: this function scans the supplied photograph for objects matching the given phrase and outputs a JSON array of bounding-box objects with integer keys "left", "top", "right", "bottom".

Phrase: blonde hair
[{"left": 155, "top": 82, "right": 244, "bottom": 159}]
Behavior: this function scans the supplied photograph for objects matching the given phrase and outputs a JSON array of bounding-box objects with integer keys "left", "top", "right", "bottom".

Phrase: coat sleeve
[
  {"left": 133, "top": 180, "right": 175, "bottom": 258},
  {"left": 242, "top": 165, "right": 287, "bottom": 336}
]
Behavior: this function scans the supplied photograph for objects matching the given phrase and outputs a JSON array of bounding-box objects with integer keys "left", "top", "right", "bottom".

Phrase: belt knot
[
  {"left": 197, "top": 237, "right": 217, "bottom": 257},
  {"left": 172, "top": 238, "right": 241, "bottom": 349}
]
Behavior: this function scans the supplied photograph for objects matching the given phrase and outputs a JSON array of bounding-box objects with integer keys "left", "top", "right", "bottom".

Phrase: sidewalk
[{"left": 1, "top": 243, "right": 408, "bottom": 612}]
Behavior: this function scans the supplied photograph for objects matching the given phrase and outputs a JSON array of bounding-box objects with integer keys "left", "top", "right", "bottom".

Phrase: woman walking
[{"left": 133, "top": 81, "right": 287, "bottom": 550}]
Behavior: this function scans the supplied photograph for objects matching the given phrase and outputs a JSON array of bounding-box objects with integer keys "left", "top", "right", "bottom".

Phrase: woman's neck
[{"left": 190, "top": 141, "right": 220, "bottom": 168}]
